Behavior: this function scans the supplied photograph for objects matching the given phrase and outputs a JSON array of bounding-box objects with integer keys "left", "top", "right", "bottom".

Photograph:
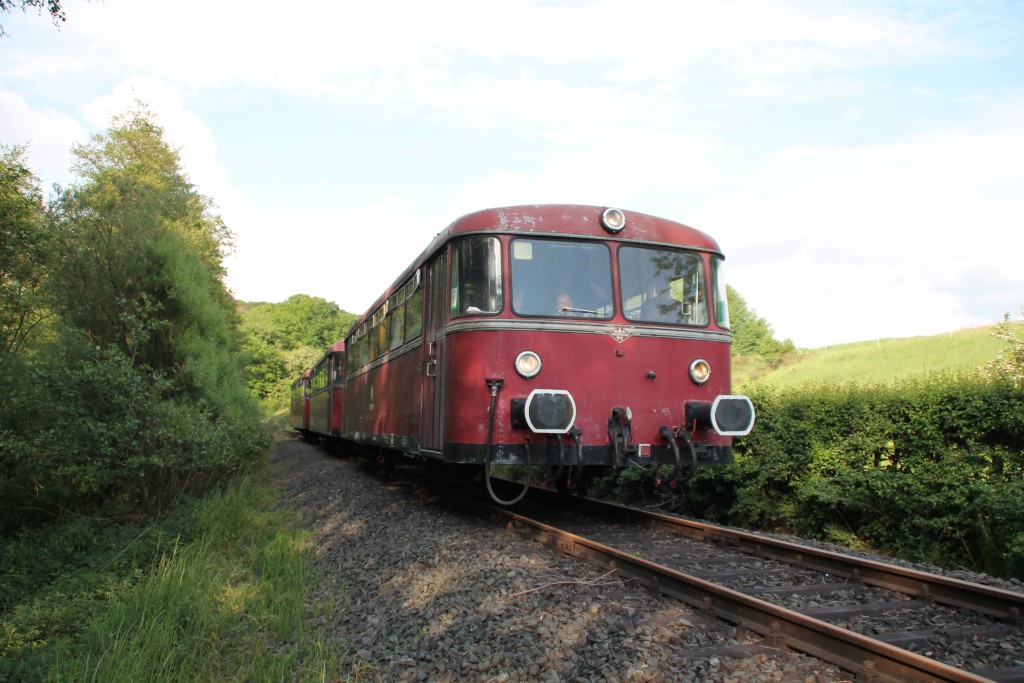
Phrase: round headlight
[
  {"left": 601, "top": 207, "right": 626, "bottom": 234},
  {"left": 689, "top": 358, "right": 711, "bottom": 385},
  {"left": 515, "top": 351, "right": 542, "bottom": 379}
]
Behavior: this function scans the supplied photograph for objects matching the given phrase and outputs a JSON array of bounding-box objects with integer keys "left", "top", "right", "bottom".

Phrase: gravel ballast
[{"left": 272, "top": 439, "right": 850, "bottom": 682}]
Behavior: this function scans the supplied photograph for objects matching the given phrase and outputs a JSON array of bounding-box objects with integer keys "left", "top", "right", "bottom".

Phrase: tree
[
  {"left": 728, "top": 285, "right": 794, "bottom": 364},
  {"left": 49, "top": 104, "right": 240, "bottom": 399},
  {"left": 0, "top": 0, "right": 65, "bottom": 36},
  {"left": 2, "top": 106, "right": 263, "bottom": 524},
  {"left": 240, "top": 295, "right": 356, "bottom": 410},
  {"left": 0, "top": 144, "right": 50, "bottom": 361},
  {"left": 243, "top": 294, "right": 355, "bottom": 350}
]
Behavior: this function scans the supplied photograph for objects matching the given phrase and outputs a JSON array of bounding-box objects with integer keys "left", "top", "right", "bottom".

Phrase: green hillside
[{"left": 734, "top": 325, "right": 1006, "bottom": 390}]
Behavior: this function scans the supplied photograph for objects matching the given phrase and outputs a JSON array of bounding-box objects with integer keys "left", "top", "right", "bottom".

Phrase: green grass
[
  {"left": 735, "top": 325, "right": 1006, "bottom": 390},
  {"left": 0, "top": 464, "right": 350, "bottom": 682}
]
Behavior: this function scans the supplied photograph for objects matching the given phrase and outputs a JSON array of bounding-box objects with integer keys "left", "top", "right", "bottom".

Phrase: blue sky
[{"left": 2, "top": 0, "right": 1022, "bottom": 348}]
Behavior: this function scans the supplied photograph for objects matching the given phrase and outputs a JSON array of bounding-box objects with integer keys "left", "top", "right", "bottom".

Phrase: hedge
[{"left": 682, "top": 375, "right": 1024, "bottom": 578}]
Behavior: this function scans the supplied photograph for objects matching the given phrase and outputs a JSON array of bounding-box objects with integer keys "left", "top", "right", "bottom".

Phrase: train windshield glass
[
  {"left": 619, "top": 247, "right": 709, "bottom": 326},
  {"left": 451, "top": 236, "right": 503, "bottom": 317},
  {"left": 510, "top": 239, "right": 613, "bottom": 318}
]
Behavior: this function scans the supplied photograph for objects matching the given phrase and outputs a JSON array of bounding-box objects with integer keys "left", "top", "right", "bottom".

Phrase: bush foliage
[
  {"left": 0, "top": 109, "right": 265, "bottom": 531},
  {"left": 675, "top": 374, "right": 1024, "bottom": 578}
]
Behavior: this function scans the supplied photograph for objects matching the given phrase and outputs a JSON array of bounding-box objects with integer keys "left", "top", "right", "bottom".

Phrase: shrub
[
  {"left": 0, "top": 342, "right": 266, "bottom": 530},
  {"left": 678, "top": 374, "right": 1024, "bottom": 577}
]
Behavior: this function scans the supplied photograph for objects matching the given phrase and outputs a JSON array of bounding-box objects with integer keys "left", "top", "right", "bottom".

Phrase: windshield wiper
[{"left": 559, "top": 306, "right": 601, "bottom": 316}]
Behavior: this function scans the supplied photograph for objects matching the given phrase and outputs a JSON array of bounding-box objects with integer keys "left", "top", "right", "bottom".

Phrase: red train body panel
[{"left": 296, "top": 205, "right": 754, "bottom": 494}]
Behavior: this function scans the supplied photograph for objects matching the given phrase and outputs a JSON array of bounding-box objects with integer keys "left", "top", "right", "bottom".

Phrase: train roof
[
  {"left": 436, "top": 205, "right": 720, "bottom": 251},
  {"left": 310, "top": 339, "right": 346, "bottom": 373},
  {"left": 349, "top": 204, "right": 724, "bottom": 333}
]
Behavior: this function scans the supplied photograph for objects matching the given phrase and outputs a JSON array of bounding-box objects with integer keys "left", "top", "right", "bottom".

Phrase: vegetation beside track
[
  {"left": 599, "top": 316, "right": 1024, "bottom": 579},
  {"left": 1, "top": 109, "right": 266, "bottom": 531},
  {"left": 2, "top": 113, "right": 354, "bottom": 679},
  {"left": 0, "top": 462, "right": 347, "bottom": 682}
]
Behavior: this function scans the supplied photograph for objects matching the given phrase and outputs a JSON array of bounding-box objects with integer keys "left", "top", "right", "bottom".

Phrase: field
[{"left": 734, "top": 325, "right": 1006, "bottom": 390}]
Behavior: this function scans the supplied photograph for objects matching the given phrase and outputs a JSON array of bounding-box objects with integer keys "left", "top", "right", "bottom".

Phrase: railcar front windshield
[
  {"left": 619, "top": 246, "right": 709, "bottom": 326},
  {"left": 510, "top": 239, "right": 614, "bottom": 318}
]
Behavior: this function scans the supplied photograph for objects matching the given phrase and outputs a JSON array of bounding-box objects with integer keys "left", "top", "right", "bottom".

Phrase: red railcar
[
  {"left": 301, "top": 205, "right": 754, "bottom": 502},
  {"left": 307, "top": 340, "right": 346, "bottom": 442}
]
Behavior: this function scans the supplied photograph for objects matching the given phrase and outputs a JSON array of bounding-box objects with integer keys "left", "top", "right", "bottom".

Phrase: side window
[
  {"left": 405, "top": 280, "right": 424, "bottom": 342},
  {"left": 369, "top": 311, "right": 381, "bottom": 361},
  {"left": 341, "top": 269, "right": 426, "bottom": 372},
  {"left": 389, "top": 292, "right": 405, "bottom": 350},
  {"left": 451, "top": 236, "right": 502, "bottom": 317},
  {"left": 346, "top": 336, "right": 358, "bottom": 374},
  {"left": 379, "top": 303, "right": 391, "bottom": 355},
  {"left": 359, "top": 325, "right": 370, "bottom": 367}
]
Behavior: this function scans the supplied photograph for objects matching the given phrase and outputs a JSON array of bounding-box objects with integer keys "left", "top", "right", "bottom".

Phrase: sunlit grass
[
  {"left": 735, "top": 325, "right": 1005, "bottom": 389},
  {"left": 1, "top": 467, "right": 350, "bottom": 682}
]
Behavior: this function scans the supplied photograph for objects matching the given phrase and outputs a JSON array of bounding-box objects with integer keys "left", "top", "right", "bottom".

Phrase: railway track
[{"left": 450, "top": 482, "right": 1024, "bottom": 683}]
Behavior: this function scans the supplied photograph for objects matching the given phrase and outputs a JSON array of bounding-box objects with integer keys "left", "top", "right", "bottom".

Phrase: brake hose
[
  {"left": 570, "top": 427, "right": 585, "bottom": 490},
  {"left": 542, "top": 435, "right": 565, "bottom": 488},
  {"left": 484, "top": 380, "right": 531, "bottom": 505}
]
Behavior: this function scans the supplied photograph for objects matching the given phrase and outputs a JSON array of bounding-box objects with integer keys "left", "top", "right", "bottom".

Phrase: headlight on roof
[{"left": 601, "top": 207, "right": 626, "bottom": 234}]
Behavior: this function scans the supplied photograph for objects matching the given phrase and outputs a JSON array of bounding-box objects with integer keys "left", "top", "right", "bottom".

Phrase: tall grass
[
  {"left": 1, "top": 468, "right": 348, "bottom": 682},
  {"left": 59, "top": 479, "right": 288, "bottom": 681}
]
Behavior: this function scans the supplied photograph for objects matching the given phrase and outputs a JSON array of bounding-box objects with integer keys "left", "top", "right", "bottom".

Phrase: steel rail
[
  {"left": 483, "top": 500, "right": 996, "bottom": 683},
  {"left": 558, "top": 495, "right": 1024, "bottom": 624}
]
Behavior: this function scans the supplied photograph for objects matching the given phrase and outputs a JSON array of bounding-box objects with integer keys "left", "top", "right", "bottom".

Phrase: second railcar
[{"left": 307, "top": 340, "right": 346, "bottom": 443}]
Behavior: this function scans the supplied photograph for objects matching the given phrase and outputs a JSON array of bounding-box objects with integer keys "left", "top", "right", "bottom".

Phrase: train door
[{"left": 421, "top": 252, "right": 447, "bottom": 454}]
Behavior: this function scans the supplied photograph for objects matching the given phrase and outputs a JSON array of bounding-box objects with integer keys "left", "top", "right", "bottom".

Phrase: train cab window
[
  {"left": 619, "top": 247, "right": 709, "bottom": 326},
  {"left": 510, "top": 239, "right": 613, "bottom": 318},
  {"left": 451, "top": 237, "right": 502, "bottom": 317},
  {"left": 711, "top": 256, "right": 730, "bottom": 329}
]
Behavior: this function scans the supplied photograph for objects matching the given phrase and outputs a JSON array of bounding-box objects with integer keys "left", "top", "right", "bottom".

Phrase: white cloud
[
  {"left": 223, "top": 198, "right": 449, "bottom": 311},
  {"left": 453, "top": 128, "right": 721, "bottom": 213},
  {"left": 26, "top": 0, "right": 975, "bottom": 108},
  {"left": 0, "top": 88, "right": 85, "bottom": 189},
  {"left": 701, "top": 105, "right": 1024, "bottom": 347}
]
